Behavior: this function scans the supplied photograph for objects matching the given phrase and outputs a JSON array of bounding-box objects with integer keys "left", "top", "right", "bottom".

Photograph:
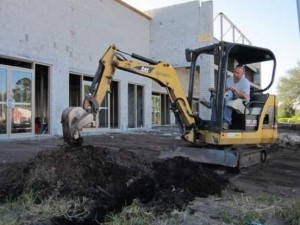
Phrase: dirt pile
[{"left": 0, "top": 144, "right": 228, "bottom": 223}]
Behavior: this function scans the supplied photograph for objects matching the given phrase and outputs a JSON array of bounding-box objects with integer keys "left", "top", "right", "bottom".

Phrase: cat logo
[{"left": 135, "top": 66, "right": 153, "bottom": 73}]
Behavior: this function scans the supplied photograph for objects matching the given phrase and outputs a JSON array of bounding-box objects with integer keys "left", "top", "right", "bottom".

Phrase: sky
[{"left": 122, "top": 0, "right": 300, "bottom": 94}]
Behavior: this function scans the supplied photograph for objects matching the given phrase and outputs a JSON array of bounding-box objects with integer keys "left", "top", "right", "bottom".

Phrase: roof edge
[{"left": 114, "top": 0, "right": 152, "bottom": 20}]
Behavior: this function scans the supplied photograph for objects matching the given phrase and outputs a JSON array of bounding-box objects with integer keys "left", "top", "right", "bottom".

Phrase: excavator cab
[
  {"left": 163, "top": 41, "right": 278, "bottom": 167},
  {"left": 185, "top": 42, "right": 277, "bottom": 145}
]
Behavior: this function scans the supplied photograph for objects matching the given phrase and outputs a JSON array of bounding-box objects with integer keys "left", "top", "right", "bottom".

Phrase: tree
[
  {"left": 277, "top": 62, "right": 300, "bottom": 117},
  {"left": 12, "top": 77, "right": 31, "bottom": 103}
]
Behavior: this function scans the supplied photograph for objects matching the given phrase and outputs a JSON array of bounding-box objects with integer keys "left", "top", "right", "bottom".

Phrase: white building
[{"left": 0, "top": 0, "right": 258, "bottom": 139}]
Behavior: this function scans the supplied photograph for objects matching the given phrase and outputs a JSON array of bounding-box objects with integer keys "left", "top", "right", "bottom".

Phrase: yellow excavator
[{"left": 61, "top": 41, "right": 278, "bottom": 167}]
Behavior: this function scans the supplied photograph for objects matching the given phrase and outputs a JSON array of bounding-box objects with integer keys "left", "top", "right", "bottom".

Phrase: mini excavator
[{"left": 61, "top": 41, "right": 278, "bottom": 167}]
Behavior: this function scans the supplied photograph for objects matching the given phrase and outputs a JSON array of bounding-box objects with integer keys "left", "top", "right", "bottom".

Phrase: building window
[
  {"left": 69, "top": 73, "right": 119, "bottom": 129},
  {"left": 152, "top": 95, "right": 161, "bottom": 125},
  {"left": 128, "top": 84, "right": 144, "bottom": 128},
  {"left": 152, "top": 92, "right": 171, "bottom": 125}
]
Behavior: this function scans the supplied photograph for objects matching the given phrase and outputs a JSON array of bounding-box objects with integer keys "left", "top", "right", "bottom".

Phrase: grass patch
[
  {"left": 2, "top": 192, "right": 299, "bottom": 225},
  {"left": 218, "top": 194, "right": 270, "bottom": 225},
  {"left": 219, "top": 194, "right": 300, "bottom": 225},
  {"left": 0, "top": 192, "right": 90, "bottom": 225},
  {"left": 1, "top": 194, "right": 181, "bottom": 225},
  {"left": 103, "top": 199, "right": 182, "bottom": 225},
  {"left": 219, "top": 208, "right": 265, "bottom": 225},
  {"left": 278, "top": 116, "right": 300, "bottom": 124},
  {"left": 103, "top": 200, "right": 155, "bottom": 225},
  {"left": 277, "top": 200, "right": 300, "bottom": 225}
]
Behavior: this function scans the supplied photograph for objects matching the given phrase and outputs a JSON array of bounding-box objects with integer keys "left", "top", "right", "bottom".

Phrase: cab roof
[{"left": 192, "top": 41, "right": 276, "bottom": 65}]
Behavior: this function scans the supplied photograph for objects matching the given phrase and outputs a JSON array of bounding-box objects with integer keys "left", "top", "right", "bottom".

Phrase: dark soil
[{"left": 0, "top": 144, "right": 228, "bottom": 224}]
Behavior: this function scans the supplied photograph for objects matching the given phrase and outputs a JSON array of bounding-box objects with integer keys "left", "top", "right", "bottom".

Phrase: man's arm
[{"left": 228, "top": 86, "right": 249, "bottom": 100}]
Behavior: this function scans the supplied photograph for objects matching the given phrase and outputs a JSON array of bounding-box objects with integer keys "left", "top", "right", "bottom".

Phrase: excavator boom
[{"left": 61, "top": 45, "right": 200, "bottom": 145}]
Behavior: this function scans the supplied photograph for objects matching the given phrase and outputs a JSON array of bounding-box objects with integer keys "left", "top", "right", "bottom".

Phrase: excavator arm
[{"left": 61, "top": 45, "right": 199, "bottom": 145}]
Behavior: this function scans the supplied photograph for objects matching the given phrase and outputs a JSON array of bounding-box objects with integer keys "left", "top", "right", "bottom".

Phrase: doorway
[
  {"left": 0, "top": 66, "right": 33, "bottom": 137},
  {"left": 34, "top": 64, "right": 49, "bottom": 134},
  {"left": 128, "top": 84, "right": 144, "bottom": 128}
]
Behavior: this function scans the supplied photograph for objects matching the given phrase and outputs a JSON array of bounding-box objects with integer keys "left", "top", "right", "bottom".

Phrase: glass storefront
[{"left": 0, "top": 66, "right": 33, "bottom": 137}]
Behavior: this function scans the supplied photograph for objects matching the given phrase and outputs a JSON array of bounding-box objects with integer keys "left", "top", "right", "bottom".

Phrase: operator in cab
[{"left": 201, "top": 64, "right": 250, "bottom": 129}]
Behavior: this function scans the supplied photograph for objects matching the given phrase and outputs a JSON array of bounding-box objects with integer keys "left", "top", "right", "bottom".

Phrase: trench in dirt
[{"left": 0, "top": 144, "right": 228, "bottom": 224}]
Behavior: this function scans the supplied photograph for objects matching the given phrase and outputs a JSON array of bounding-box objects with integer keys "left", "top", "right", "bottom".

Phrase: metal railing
[{"left": 214, "top": 13, "right": 252, "bottom": 45}]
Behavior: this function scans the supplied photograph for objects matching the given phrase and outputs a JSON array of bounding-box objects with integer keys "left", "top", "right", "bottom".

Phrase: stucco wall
[
  {"left": 0, "top": 0, "right": 218, "bottom": 136},
  {"left": 0, "top": 0, "right": 152, "bottom": 135},
  {"left": 149, "top": 0, "right": 214, "bottom": 119}
]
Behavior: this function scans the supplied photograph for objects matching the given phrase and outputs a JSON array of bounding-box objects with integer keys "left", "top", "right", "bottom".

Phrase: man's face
[{"left": 233, "top": 67, "right": 244, "bottom": 82}]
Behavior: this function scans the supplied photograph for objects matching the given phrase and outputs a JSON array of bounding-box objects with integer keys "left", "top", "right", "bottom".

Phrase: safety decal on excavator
[{"left": 227, "top": 133, "right": 242, "bottom": 138}]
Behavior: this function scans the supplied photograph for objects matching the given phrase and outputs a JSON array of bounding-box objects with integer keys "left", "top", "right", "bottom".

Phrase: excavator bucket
[{"left": 61, "top": 107, "right": 94, "bottom": 145}]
